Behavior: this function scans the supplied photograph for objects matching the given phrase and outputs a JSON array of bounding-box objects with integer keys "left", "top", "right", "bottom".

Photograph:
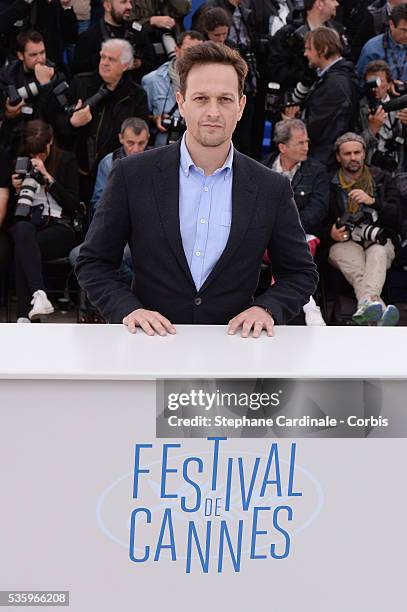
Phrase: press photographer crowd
[{"left": 1, "top": 0, "right": 407, "bottom": 326}]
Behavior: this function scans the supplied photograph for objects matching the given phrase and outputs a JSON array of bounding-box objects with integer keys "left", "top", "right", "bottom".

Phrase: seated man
[
  {"left": 264, "top": 118, "right": 329, "bottom": 325},
  {"left": 70, "top": 116, "right": 150, "bottom": 287},
  {"left": 58, "top": 38, "right": 148, "bottom": 198},
  {"left": 326, "top": 132, "right": 401, "bottom": 326}
]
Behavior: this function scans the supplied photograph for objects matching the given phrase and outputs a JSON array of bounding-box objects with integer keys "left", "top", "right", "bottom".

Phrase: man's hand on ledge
[
  {"left": 228, "top": 306, "right": 274, "bottom": 338},
  {"left": 123, "top": 308, "right": 176, "bottom": 336}
]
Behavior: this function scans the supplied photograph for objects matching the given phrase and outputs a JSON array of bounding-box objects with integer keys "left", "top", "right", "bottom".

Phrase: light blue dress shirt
[{"left": 179, "top": 134, "right": 234, "bottom": 290}]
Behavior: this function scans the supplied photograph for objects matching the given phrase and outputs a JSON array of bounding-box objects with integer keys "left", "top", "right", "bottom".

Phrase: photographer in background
[
  {"left": 357, "top": 3, "right": 407, "bottom": 86},
  {"left": 59, "top": 37, "right": 148, "bottom": 198},
  {"left": 303, "top": 27, "right": 359, "bottom": 170},
  {"left": 0, "top": 30, "right": 66, "bottom": 154},
  {"left": 325, "top": 132, "right": 401, "bottom": 326},
  {"left": 358, "top": 59, "right": 407, "bottom": 175},
  {"left": 264, "top": 118, "right": 329, "bottom": 325},
  {"left": 197, "top": 5, "right": 258, "bottom": 155},
  {"left": 141, "top": 29, "right": 203, "bottom": 146},
  {"left": 9, "top": 120, "right": 79, "bottom": 322},
  {"left": 267, "top": 0, "right": 348, "bottom": 103},
  {"left": 72, "top": 0, "right": 155, "bottom": 78}
]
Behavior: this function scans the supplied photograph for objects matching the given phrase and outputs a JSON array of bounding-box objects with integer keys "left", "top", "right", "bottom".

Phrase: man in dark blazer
[{"left": 76, "top": 42, "right": 318, "bottom": 337}]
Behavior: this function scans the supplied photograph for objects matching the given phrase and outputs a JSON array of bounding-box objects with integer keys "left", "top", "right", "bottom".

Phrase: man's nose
[{"left": 206, "top": 99, "right": 220, "bottom": 116}]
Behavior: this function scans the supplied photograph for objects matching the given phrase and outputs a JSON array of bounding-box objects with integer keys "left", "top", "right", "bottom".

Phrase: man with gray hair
[
  {"left": 326, "top": 131, "right": 401, "bottom": 325},
  {"left": 59, "top": 37, "right": 148, "bottom": 198},
  {"left": 264, "top": 118, "right": 329, "bottom": 325}
]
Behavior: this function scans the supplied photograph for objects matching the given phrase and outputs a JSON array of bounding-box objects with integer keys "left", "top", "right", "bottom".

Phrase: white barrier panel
[{"left": 0, "top": 325, "right": 406, "bottom": 610}]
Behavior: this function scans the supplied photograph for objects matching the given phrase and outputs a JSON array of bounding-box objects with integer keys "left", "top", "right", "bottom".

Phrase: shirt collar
[
  {"left": 180, "top": 132, "right": 234, "bottom": 178},
  {"left": 272, "top": 154, "right": 301, "bottom": 179},
  {"left": 317, "top": 56, "right": 343, "bottom": 77}
]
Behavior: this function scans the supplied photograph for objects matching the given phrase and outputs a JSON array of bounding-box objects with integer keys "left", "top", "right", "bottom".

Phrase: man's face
[
  {"left": 304, "top": 38, "right": 324, "bottom": 69},
  {"left": 18, "top": 41, "right": 46, "bottom": 72},
  {"left": 280, "top": 128, "right": 309, "bottom": 163},
  {"left": 390, "top": 18, "right": 407, "bottom": 45},
  {"left": 99, "top": 46, "right": 127, "bottom": 85},
  {"left": 175, "top": 35, "right": 203, "bottom": 59},
  {"left": 105, "top": 0, "right": 132, "bottom": 24},
  {"left": 365, "top": 71, "right": 390, "bottom": 100},
  {"left": 336, "top": 141, "right": 366, "bottom": 174},
  {"left": 318, "top": 0, "right": 338, "bottom": 22},
  {"left": 119, "top": 127, "right": 149, "bottom": 155},
  {"left": 176, "top": 63, "right": 246, "bottom": 148},
  {"left": 206, "top": 26, "right": 229, "bottom": 44}
]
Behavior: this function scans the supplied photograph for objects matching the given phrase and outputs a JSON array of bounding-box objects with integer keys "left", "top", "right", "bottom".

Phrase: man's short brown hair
[
  {"left": 305, "top": 26, "right": 342, "bottom": 59},
  {"left": 176, "top": 41, "right": 248, "bottom": 98},
  {"left": 364, "top": 59, "right": 392, "bottom": 83}
]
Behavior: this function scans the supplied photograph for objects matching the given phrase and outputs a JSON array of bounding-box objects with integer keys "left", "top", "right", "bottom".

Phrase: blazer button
[{"left": 194, "top": 297, "right": 202, "bottom": 306}]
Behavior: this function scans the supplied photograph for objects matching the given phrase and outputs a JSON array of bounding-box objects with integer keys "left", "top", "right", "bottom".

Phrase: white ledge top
[{"left": 0, "top": 323, "right": 405, "bottom": 380}]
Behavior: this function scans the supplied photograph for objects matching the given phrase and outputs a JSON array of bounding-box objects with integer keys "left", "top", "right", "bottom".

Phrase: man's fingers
[
  {"left": 252, "top": 320, "right": 264, "bottom": 338},
  {"left": 241, "top": 318, "right": 254, "bottom": 338},
  {"left": 227, "top": 315, "right": 243, "bottom": 335},
  {"left": 157, "top": 315, "right": 176, "bottom": 334},
  {"left": 123, "top": 311, "right": 176, "bottom": 336}
]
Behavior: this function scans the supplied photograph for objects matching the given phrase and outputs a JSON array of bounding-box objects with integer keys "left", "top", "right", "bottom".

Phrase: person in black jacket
[
  {"left": 303, "top": 26, "right": 359, "bottom": 170},
  {"left": 72, "top": 0, "right": 155, "bottom": 79},
  {"left": 9, "top": 120, "right": 80, "bottom": 322},
  {"left": 0, "top": 30, "right": 67, "bottom": 155},
  {"left": 325, "top": 132, "right": 401, "bottom": 326},
  {"left": 267, "top": 0, "right": 349, "bottom": 101},
  {"left": 59, "top": 37, "right": 148, "bottom": 198},
  {"left": 264, "top": 118, "right": 329, "bottom": 325}
]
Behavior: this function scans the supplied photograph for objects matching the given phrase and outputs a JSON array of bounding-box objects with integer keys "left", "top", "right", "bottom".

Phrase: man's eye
[
  {"left": 221, "top": 97, "right": 232, "bottom": 103},
  {"left": 195, "top": 97, "right": 207, "bottom": 102}
]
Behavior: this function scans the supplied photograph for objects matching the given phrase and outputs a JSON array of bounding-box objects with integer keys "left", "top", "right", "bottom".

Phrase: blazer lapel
[
  {"left": 152, "top": 142, "right": 195, "bottom": 287},
  {"left": 200, "top": 150, "right": 259, "bottom": 293}
]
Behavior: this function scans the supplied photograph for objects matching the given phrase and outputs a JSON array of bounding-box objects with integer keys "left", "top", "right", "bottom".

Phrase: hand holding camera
[
  {"left": 11, "top": 174, "right": 23, "bottom": 194},
  {"left": 330, "top": 222, "right": 349, "bottom": 242},
  {"left": 5, "top": 98, "right": 24, "bottom": 119},
  {"left": 30, "top": 157, "right": 53, "bottom": 184},
  {"left": 368, "top": 105, "right": 386, "bottom": 135},
  {"left": 70, "top": 99, "right": 93, "bottom": 128}
]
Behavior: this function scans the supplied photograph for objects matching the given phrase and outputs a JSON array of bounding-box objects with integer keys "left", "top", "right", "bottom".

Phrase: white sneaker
[
  {"left": 28, "top": 290, "right": 54, "bottom": 321},
  {"left": 16, "top": 317, "right": 31, "bottom": 323},
  {"left": 303, "top": 299, "right": 326, "bottom": 326}
]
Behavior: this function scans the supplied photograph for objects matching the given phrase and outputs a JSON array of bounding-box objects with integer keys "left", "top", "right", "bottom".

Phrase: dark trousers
[{"left": 10, "top": 220, "right": 76, "bottom": 317}]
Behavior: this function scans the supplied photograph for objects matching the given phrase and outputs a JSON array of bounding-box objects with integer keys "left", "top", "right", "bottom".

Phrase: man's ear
[
  {"left": 237, "top": 94, "right": 246, "bottom": 121},
  {"left": 17, "top": 51, "right": 24, "bottom": 63},
  {"left": 176, "top": 90, "right": 185, "bottom": 117}
]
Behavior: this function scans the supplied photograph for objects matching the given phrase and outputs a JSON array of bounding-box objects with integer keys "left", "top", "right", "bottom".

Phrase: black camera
[
  {"left": 336, "top": 211, "right": 388, "bottom": 245},
  {"left": 64, "top": 84, "right": 110, "bottom": 116},
  {"left": 370, "top": 138, "right": 401, "bottom": 172},
  {"left": 365, "top": 78, "right": 407, "bottom": 113},
  {"left": 7, "top": 82, "right": 40, "bottom": 106},
  {"left": 265, "top": 82, "right": 298, "bottom": 112},
  {"left": 162, "top": 114, "right": 185, "bottom": 145},
  {"left": 14, "top": 157, "right": 46, "bottom": 217}
]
